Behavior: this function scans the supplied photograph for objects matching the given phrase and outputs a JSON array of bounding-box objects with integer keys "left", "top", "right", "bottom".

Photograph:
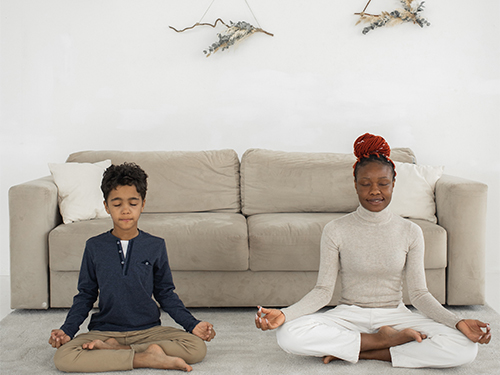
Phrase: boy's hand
[
  {"left": 192, "top": 321, "right": 216, "bottom": 342},
  {"left": 49, "top": 329, "right": 71, "bottom": 348}
]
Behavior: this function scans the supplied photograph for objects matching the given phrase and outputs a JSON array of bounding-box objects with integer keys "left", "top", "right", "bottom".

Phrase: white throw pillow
[
  {"left": 389, "top": 162, "right": 444, "bottom": 223},
  {"left": 49, "top": 160, "right": 112, "bottom": 224}
]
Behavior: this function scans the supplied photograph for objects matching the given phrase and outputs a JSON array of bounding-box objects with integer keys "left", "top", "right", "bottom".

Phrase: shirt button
[
  {"left": 121, "top": 261, "right": 124, "bottom": 265},
  {"left": 119, "top": 250, "right": 122, "bottom": 253}
]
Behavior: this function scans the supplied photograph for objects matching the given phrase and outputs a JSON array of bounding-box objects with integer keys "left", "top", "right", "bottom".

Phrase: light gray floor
[
  {"left": 2, "top": 305, "right": 499, "bottom": 375},
  {"left": 1, "top": 274, "right": 499, "bottom": 375},
  {"left": 1, "top": 272, "right": 500, "bottom": 321}
]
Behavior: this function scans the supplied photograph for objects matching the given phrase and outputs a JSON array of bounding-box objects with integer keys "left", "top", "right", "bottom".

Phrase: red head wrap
[{"left": 353, "top": 133, "right": 396, "bottom": 177}]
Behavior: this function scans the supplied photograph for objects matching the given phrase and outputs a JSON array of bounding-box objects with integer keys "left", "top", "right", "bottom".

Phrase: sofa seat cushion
[
  {"left": 49, "top": 213, "right": 248, "bottom": 272},
  {"left": 249, "top": 213, "right": 447, "bottom": 272},
  {"left": 49, "top": 218, "right": 114, "bottom": 272},
  {"left": 140, "top": 213, "right": 248, "bottom": 271},
  {"left": 66, "top": 150, "right": 241, "bottom": 213}
]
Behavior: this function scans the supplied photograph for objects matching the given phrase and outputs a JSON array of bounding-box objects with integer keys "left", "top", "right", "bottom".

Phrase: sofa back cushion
[
  {"left": 67, "top": 150, "right": 240, "bottom": 213},
  {"left": 241, "top": 148, "right": 416, "bottom": 215}
]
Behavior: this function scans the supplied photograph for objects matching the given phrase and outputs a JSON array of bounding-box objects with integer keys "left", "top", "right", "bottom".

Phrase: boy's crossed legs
[
  {"left": 54, "top": 326, "right": 206, "bottom": 373},
  {"left": 83, "top": 337, "right": 192, "bottom": 371}
]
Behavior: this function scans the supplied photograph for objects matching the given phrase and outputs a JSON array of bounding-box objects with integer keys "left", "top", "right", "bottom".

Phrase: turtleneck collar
[{"left": 355, "top": 204, "right": 393, "bottom": 225}]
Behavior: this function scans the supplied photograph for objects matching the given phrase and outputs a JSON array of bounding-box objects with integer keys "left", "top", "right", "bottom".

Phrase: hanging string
[
  {"left": 198, "top": 0, "right": 216, "bottom": 24},
  {"left": 198, "top": 0, "right": 263, "bottom": 29},
  {"left": 355, "top": 0, "right": 378, "bottom": 17},
  {"left": 244, "top": 0, "right": 262, "bottom": 29},
  {"left": 169, "top": 0, "right": 273, "bottom": 41},
  {"left": 361, "top": 0, "right": 373, "bottom": 14}
]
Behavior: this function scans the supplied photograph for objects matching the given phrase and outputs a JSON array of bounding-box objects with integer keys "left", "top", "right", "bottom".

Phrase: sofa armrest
[
  {"left": 435, "top": 174, "right": 488, "bottom": 305},
  {"left": 9, "top": 176, "right": 62, "bottom": 309}
]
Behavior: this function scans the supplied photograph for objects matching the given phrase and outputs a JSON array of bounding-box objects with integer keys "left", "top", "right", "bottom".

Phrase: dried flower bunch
[
  {"left": 169, "top": 18, "right": 273, "bottom": 57},
  {"left": 204, "top": 20, "right": 258, "bottom": 57},
  {"left": 356, "top": 0, "right": 430, "bottom": 35}
]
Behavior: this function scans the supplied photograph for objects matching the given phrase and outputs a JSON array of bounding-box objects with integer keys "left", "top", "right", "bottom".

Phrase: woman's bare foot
[
  {"left": 323, "top": 355, "right": 339, "bottom": 364},
  {"left": 361, "top": 326, "right": 426, "bottom": 352},
  {"left": 323, "top": 326, "right": 426, "bottom": 364},
  {"left": 133, "top": 344, "right": 192, "bottom": 372},
  {"left": 82, "top": 338, "right": 129, "bottom": 350},
  {"left": 378, "top": 326, "right": 426, "bottom": 347}
]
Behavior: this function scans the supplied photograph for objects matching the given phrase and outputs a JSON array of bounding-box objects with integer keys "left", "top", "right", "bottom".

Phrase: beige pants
[{"left": 54, "top": 326, "right": 206, "bottom": 373}]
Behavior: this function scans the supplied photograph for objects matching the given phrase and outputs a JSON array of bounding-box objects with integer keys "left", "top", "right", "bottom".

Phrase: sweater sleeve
[
  {"left": 60, "top": 245, "right": 99, "bottom": 338},
  {"left": 281, "top": 222, "right": 340, "bottom": 322},
  {"left": 153, "top": 240, "right": 200, "bottom": 333},
  {"left": 405, "top": 224, "right": 461, "bottom": 329}
]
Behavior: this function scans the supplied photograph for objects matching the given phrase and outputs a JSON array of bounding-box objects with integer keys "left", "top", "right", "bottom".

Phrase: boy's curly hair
[{"left": 101, "top": 162, "right": 148, "bottom": 202}]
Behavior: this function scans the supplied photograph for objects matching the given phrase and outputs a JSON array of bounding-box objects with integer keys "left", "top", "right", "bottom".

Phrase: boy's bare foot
[
  {"left": 323, "top": 355, "right": 339, "bottom": 364},
  {"left": 133, "top": 344, "right": 192, "bottom": 372},
  {"left": 82, "top": 338, "right": 129, "bottom": 350}
]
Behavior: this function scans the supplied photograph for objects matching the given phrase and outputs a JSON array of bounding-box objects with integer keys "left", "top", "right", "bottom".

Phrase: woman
[{"left": 255, "top": 133, "right": 491, "bottom": 368}]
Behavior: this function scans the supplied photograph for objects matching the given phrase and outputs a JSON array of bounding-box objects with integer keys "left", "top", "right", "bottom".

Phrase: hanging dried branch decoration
[
  {"left": 169, "top": 18, "right": 229, "bottom": 33},
  {"left": 169, "top": 19, "right": 273, "bottom": 57},
  {"left": 355, "top": 0, "right": 430, "bottom": 35},
  {"left": 205, "top": 20, "right": 272, "bottom": 57}
]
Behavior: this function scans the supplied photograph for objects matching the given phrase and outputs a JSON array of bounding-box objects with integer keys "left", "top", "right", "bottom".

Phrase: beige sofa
[{"left": 9, "top": 148, "right": 488, "bottom": 310}]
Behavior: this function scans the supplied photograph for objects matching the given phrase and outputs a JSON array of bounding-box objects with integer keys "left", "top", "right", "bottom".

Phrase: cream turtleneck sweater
[{"left": 281, "top": 205, "right": 461, "bottom": 329}]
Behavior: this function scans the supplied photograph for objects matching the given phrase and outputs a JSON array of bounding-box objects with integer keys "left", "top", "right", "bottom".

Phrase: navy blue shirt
[{"left": 60, "top": 230, "right": 200, "bottom": 338}]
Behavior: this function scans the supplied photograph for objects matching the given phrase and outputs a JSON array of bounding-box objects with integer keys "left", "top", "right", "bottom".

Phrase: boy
[{"left": 49, "top": 163, "right": 215, "bottom": 372}]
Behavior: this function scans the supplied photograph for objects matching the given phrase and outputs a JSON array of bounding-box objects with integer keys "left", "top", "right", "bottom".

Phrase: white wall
[{"left": 1, "top": 0, "right": 499, "bottom": 292}]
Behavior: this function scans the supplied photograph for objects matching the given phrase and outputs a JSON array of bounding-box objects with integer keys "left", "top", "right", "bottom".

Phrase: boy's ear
[
  {"left": 104, "top": 200, "right": 110, "bottom": 214},
  {"left": 141, "top": 199, "right": 146, "bottom": 212}
]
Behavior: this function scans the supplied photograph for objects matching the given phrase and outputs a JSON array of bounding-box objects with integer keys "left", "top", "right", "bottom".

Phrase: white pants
[{"left": 276, "top": 304, "right": 478, "bottom": 368}]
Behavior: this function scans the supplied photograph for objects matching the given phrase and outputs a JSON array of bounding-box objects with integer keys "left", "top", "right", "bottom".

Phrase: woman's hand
[
  {"left": 255, "top": 306, "right": 286, "bottom": 331},
  {"left": 192, "top": 321, "right": 216, "bottom": 342},
  {"left": 48, "top": 329, "right": 71, "bottom": 348},
  {"left": 456, "top": 319, "right": 491, "bottom": 344}
]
